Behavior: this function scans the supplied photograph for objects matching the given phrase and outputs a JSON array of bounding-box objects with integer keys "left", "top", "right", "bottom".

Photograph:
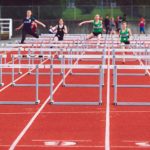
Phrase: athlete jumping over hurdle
[
  {"left": 119, "top": 22, "right": 132, "bottom": 63},
  {"left": 78, "top": 14, "right": 103, "bottom": 40},
  {"left": 50, "top": 18, "right": 68, "bottom": 41},
  {"left": 15, "top": 10, "right": 46, "bottom": 44},
  {"left": 120, "top": 22, "right": 132, "bottom": 45}
]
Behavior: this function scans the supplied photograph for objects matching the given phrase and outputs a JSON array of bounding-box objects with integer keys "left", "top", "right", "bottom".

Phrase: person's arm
[
  {"left": 50, "top": 25, "right": 58, "bottom": 32},
  {"left": 128, "top": 28, "right": 132, "bottom": 41},
  {"left": 79, "top": 20, "right": 93, "bottom": 26},
  {"left": 63, "top": 25, "right": 68, "bottom": 34},
  {"left": 35, "top": 19, "right": 46, "bottom": 28},
  {"left": 128, "top": 28, "right": 132, "bottom": 37},
  {"left": 15, "top": 24, "right": 23, "bottom": 31}
]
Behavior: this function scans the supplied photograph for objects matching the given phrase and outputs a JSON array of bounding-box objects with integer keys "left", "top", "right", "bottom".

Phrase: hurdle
[
  {"left": 10, "top": 54, "right": 56, "bottom": 87},
  {"left": 0, "top": 54, "right": 7, "bottom": 86},
  {"left": 48, "top": 64, "right": 105, "bottom": 106},
  {"left": 0, "top": 64, "right": 42, "bottom": 105},
  {"left": 58, "top": 54, "right": 105, "bottom": 80},
  {"left": 111, "top": 48, "right": 150, "bottom": 76},
  {"left": 113, "top": 65, "right": 150, "bottom": 106}
]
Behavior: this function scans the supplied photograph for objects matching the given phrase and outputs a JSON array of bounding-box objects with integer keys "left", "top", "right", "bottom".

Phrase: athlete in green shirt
[
  {"left": 120, "top": 22, "right": 132, "bottom": 44},
  {"left": 79, "top": 14, "right": 103, "bottom": 40}
]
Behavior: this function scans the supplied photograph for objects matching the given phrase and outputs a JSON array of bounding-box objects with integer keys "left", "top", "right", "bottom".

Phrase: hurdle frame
[
  {"left": 0, "top": 64, "right": 40, "bottom": 105},
  {"left": 49, "top": 64, "right": 104, "bottom": 106},
  {"left": 113, "top": 65, "right": 150, "bottom": 106}
]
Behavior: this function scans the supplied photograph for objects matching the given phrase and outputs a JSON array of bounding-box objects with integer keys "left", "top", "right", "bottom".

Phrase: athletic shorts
[
  {"left": 93, "top": 32, "right": 102, "bottom": 36},
  {"left": 55, "top": 35, "right": 63, "bottom": 41},
  {"left": 122, "top": 41, "right": 130, "bottom": 45}
]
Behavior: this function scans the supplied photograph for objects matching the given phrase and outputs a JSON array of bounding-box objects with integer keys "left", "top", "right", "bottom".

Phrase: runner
[
  {"left": 79, "top": 14, "right": 103, "bottom": 40},
  {"left": 51, "top": 18, "right": 68, "bottom": 41},
  {"left": 120, "top": 22, "right": 132, "bottom": 45},
  {"left": 15, "top": 10, "right": 46, "bottom": 43}
]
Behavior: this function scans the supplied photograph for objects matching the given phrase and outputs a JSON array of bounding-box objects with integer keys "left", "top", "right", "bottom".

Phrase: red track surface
[{"left": 0, "top": 50, "right": 150, "bottom": 150}]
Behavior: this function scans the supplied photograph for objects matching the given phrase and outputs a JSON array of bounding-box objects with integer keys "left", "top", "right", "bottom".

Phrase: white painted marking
[
  {"left": 136, "top": 142, "right": 150, "bottom": 147},
  {"left": 61, "top": 141, "right": 77, "bottom": 146},
  {"left": 105, "top": 46, "right": 110, "bottom": 150},
  {"left": 44, "top": 141, "right": 59, "bottom": 146},
  {"left": 33, "top": 139, "right": 92, "bottom": 142}
]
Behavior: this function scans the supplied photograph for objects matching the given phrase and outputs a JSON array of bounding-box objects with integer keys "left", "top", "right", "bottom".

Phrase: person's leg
[
  {"left": 21, "top": 30, "right": 27, "bottom": 44},
  {"left": 28, "top": 30, "right": 39, "bottom": 38},
  {"left": 86, "top": 33, "right": 94, "bottom": 40},
  {"left": 106, "top": 27, "right": 109, "bottom": 34},
  {"left": 54, "top": 35, "right": 59, "bottom": 41},
  {"left": 97, "top": 33, "right": 102, "bottom": 46},
  {"left": 143, "top": 27, "right": 145, "bottom": 34}
]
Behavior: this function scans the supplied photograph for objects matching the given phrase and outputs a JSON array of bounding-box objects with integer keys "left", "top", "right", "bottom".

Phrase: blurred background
[{"left": 0, "top": 0, "right": 149, "bottom": 35}]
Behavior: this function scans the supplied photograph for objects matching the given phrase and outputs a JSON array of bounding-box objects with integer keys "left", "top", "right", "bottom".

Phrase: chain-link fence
[{"left": 0, "top": 5, "right": 149, "bottom": 35}]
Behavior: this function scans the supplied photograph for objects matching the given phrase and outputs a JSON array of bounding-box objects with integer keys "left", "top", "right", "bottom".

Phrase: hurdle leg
[
  {"left": 50, "top": 65, "right": 54, "bottom": 104},
  {"left": 102, "top": 55, "right": 105, "bottom": 86},
  {"left": 35, "top": 65, "right": 40, "bottom": 104},
  {"left": 28, "top": 57, "right": 31, "bottom": 74},
  {"left": 11, "top": 56, "right": 15, "bottom": 86},
  {"left": 4, "top": 50, "right": 7, "bottom": 64},
  {"left": 114, "top": 66, "right": 118, "bottom": 105},
  {"left": 0, "top": 56, "right": 4, "bottom": 86},
  {"left": 99, "top": 66, "right": 103, "bottom": 105},
  {"left": 18, "top": 48, "right": 22, "bottom": 74},
  {"left": 69, "top": 49, "right": 73, "bottom": 75}
]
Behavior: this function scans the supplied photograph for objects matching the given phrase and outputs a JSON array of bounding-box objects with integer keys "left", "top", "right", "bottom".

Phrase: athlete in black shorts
[
  {"left": 51, "top": 19, "right": 68, "bottom": 41},
  {"left": 16, "top": 10, "right": 46, "bottom": 43}
]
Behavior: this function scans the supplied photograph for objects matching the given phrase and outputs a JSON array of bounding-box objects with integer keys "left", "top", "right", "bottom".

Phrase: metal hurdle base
[
  {"left": 28, "top": 72, "right": 62, "bottom": 76},
  {"left": 50, "top": 101, "right": 102, "bottom": 106},
  {"left": 11, "top": 83, "right": 52, "bottom": 87},
  {"left": 0, "top": 100, "right": 40, "bottom": 105},
  {"left": 117, "top": 73, "right": 147, "bottom": 76},
  {"left": 114, "top": 102, "right": 150, "bottom": 106},
  {"left": 62, "top": 83, "right": 99, "bottom": 88},
  {"left": 69, "top": 72, "right": 99, "bottom": 76}
]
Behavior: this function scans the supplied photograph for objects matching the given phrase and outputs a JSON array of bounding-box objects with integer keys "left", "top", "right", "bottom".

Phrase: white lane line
[
  {"left": 1, "top": 110, "right": 150, "bottom": 115},
  {"left": 3, "top": 144, "right": 104, "bottom": 148},
  {"left": 105, "top": 47, "right": 111, "bottom": 150},
  {"left": 4, "top": 144, "right": 150, "bottom": 148},
  {"left": 32, "top": 139, "right": 92, "bottom": 142},
  {"left": 9, "top": 55, "right": 81, "bottom": 150},
  {"left": 0, "top": 111, "right": 103, "bottom": 115}
]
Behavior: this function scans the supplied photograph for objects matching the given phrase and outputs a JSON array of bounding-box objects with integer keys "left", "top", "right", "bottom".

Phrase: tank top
[
  {"left": 56, "top": 25, "right": 65, "bottom": 37},
  {"left": 120, "top": 28, "right": 129, "bottom": 42},
  {"left": 93, "top": 20, "right": 102, "bottom": 33}
]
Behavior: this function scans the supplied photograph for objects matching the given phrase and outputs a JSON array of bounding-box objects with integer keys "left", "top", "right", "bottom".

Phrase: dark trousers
[
  {"left": 21, "top": 29, "right": 39, "bottom": 43},
  {"left": 105, "top": 27, "right": 110, "bottom": 34}
]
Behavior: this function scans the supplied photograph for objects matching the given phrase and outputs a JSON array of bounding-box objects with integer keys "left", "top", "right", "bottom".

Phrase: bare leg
[
  {"left": 54, "top": 36, "right": 59, "bottom": 41},
  {"left": 97, "top": 34, "right": 102, "bottom": 46},
  {"left": 86, "top": 33, "right": 94, "bottom": 40}
]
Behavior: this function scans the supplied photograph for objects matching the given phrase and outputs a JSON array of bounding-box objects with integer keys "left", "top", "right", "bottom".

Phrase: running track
[{"left": 0, "top": 47, "right": 150, "bottom": 150}]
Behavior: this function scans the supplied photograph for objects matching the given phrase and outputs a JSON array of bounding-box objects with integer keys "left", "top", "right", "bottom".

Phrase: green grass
[
  {"left": 62, "top": 7, "right": 124, "bottom": 20},
  {"left": 91, "top": 8, "right": 123, "bottom": 18},
  {"left": 62, "top": 8, "right": 82, "bottom": 20}
]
